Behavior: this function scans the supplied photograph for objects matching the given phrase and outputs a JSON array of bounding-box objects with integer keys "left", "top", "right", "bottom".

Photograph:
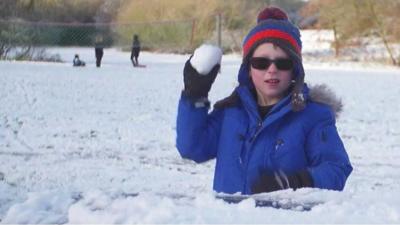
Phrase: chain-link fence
[
  {"left": 0, "top": 16, "right": 248, "bottom": 61},
  {"left": 0, "top": 19, "right": 197, "bottom": 49}
]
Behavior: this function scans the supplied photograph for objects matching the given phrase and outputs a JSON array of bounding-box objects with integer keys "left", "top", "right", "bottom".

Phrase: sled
[
  {"left": 215, "top": 193, "right": 322, "bottom": 211},
  {"left": 134, "top": 64, "right": 147, "bottom": 68},
  {"left": 131, "top": 60, "right": 147, "bottom": 68}
]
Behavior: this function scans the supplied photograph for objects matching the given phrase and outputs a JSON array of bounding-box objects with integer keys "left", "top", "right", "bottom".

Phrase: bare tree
[
  {"left": 365, "top": 0, "right": 398, "bottom": 65},
  {"left": 303, "top": 0, "right": 399, "bottom": 65}
]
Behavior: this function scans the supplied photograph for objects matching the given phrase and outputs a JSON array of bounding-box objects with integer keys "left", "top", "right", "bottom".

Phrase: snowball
[{"left": 190, "top": 44, "right": 222, "bottom": 75}]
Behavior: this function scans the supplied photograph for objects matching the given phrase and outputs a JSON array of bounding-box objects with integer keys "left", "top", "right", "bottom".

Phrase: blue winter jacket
[{"left": 176, "top": 64, "right": 352, "bottom": 195}]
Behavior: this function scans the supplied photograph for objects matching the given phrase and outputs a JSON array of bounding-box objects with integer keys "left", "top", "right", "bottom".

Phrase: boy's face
[{"left": 249, "top": 43, "right": 293, "bottom": 106}]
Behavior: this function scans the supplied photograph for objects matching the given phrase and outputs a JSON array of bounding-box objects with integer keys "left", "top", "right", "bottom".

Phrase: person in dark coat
[
  {"left": 130, "top": 34, "right": 141, "bottom": 67},
  {"left": 73, "top": 54, "right": 85, "bottom": 67},
  {"left": 176, "top": 7, "right": 352, "bottom": 195},
  {"left": 94, "top": 35, "right": 104, "bottom": 68}
]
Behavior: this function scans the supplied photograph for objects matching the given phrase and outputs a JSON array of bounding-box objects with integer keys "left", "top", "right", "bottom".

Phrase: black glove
[
  {"left": 251, "top": 170, "right": 313, "bottom": 194},
  {"left": 182, "top": 57, "right": 220, "bottom": 102}
]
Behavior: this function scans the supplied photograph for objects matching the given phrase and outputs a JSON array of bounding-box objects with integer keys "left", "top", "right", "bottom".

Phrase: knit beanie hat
[{"left": 242, "top": 6, "right": 305, "bottom": 111}]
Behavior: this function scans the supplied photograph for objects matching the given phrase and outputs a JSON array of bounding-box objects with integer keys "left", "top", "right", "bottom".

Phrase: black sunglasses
[{"left": 250, "top": 57, "right": 293, "bottom": 71}]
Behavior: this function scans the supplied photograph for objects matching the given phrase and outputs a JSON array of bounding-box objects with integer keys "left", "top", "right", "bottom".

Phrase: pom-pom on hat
[
  {"left": 242, "top": 6, "right": 306, "bottom": 111},
  {"left": 257, "top": 6, "right": 288, "bottom": 22}
]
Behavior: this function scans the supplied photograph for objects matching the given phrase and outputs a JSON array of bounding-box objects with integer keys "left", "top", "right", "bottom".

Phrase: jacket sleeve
[
  {"left": 176, "top": 95, "right": 223, "bottom": 163},
  {"left": 305, "top": 112, "right": 353, "bottom": 191}
]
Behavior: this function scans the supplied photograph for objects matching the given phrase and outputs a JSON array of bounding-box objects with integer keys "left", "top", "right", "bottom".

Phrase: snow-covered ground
[{"left": 0, "top": 46, "right": 400, "bottom": 223}]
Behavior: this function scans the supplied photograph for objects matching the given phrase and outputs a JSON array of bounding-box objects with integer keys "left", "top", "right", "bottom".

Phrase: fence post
[
  {"left": 190, "top": 19, "right": 196, "bottom": 50},
  {"left": 216, "top": 13, "right": 222, "bottom": 47}
]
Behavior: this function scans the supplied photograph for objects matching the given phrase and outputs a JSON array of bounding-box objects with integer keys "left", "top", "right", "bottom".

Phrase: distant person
[
  {"left": 94, "top": 35, "right": 104, "bottom": 68},
  {"left": 73, "top": 54, "right": 85, "bottom": 67},
  {"left": 130, "top": 34, "right": 141, "bottom": 67}
]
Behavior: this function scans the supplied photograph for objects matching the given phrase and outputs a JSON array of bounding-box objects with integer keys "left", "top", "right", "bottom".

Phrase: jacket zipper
[
  {"left": 250, "top": 119, "right": 263, "bottom": 143},
  {"left": 243, "top": 119, "right": 263, "bottom": 193}
]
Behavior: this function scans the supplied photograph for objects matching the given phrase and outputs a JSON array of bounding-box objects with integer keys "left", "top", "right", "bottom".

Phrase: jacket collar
[{"left": 236, "top": 82, "right": 310, "bottom": 126}]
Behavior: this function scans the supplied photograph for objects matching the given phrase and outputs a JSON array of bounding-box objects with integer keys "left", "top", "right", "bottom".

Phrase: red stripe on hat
[{"left": 243, "top": 29, "right": 300, "bottom": 56}]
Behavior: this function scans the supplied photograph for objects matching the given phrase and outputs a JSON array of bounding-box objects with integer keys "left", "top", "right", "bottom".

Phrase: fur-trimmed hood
[
  {"left": 308, "top": 84, "right": 343, "bottom": 118},
  {"left": 214, "top": 83, "right": 343, "bottom": 119}
]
